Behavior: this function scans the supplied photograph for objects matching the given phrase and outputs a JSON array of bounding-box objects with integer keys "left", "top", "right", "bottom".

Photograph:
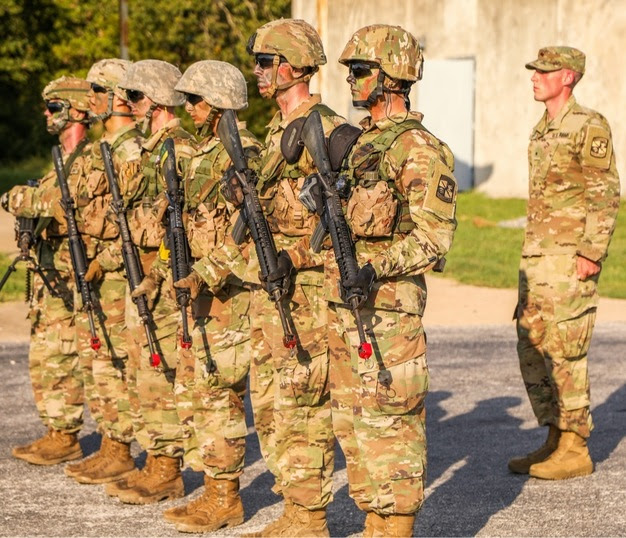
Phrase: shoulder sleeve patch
[
  {"left": 423, "top": 158, "right": 457, "bottom": 220},
  {"left": 581, "top": 124, "right": 612, "bottom": 169}
]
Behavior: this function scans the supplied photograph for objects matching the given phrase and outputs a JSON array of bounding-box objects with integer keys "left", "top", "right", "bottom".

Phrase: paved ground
[{"left": 1, "top": 322, "right": 625, "bottom": 537}]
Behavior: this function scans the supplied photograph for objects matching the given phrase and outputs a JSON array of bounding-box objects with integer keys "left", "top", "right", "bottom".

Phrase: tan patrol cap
[{"left": 525, "top": 46, "right": 585, "bottom": 74}]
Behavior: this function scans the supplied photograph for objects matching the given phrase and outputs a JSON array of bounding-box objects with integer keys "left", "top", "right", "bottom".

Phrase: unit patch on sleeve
[
  {"left": 436, "top": 175, "right": 455, "bottom": 203},
  {"left": 582, "top": 124, "right": 612, "bottom": 169}
]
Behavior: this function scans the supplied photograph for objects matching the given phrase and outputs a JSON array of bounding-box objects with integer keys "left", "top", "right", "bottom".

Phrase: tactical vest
[{"left": 343, "top": 119, "right": 454, "bottom": 236}]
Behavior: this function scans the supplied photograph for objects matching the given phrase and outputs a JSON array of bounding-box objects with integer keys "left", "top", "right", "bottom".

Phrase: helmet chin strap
[
  {"left": 141, "top": 103, "right": 158, "bottom": 135},
  {"left": 89, "top": 90, "right": 134, "bottom": 124},
  {"left": 198, "top": 106, "right": 218, "bottom": 138},
  {"left": 265, "top": 56, "right": 314, "bottom": 99},
  {"left": 352, "top": 70, "right": 385, "bottom": 108}
]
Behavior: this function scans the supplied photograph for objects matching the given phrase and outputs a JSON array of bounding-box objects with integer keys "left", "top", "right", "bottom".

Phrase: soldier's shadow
[{"left": 588, "top": 382, "right": 626, "bottom": 465}]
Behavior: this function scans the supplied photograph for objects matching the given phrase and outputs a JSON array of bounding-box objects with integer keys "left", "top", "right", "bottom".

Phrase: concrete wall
[{"left": 293, "top": 0, "right": 626, "bottom": 197}]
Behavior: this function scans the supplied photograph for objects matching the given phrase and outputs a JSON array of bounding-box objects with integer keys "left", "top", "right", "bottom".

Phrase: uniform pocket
[
  {"left": 556, "top": 308, "right": 596, "bottom": 359},
  {"left": 346, "top": 181, "right": 398, "bottom": 237},
  {"left": 277, "top": 352, "right": 329, "bottom": 408}
]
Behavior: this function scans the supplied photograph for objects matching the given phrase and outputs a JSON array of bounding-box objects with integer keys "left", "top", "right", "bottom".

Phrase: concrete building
[{"left": 293, "top": 0, "right": 626, "bottom": 197}]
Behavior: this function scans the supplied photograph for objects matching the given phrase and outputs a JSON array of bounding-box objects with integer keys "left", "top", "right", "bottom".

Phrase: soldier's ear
[{"left": 562, "top": 69, "right": 576, "bottom": 87}]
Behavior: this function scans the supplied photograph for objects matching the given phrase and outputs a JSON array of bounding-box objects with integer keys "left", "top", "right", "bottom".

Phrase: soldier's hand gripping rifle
[
  {"left": 161, "top": 138, "right": 192, "bottom": 350},
  {"left": 51, "top": 146, "right": 101, "bottom": 350},
  {"left": 101, "top": 141, "right": 161, "bottom": 367},
  {"left": 217, "top": 109, "right": 297, "bottom": 350},
  {"left": 299, "top": 111, "right": 372, "bottom": 359},
  {"left": 0, "top": 210, "right": 57, "bottom": 301}
]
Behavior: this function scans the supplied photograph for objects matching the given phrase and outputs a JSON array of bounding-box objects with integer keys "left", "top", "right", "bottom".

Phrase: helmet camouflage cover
[
  {"left": 42, "top": 76, "right": 90, "bottom": 111},
  {"left": 119, "top": 59, "right": 185, "bottom": 107},
  {"left": 247, "top": 18, "right": 326, "bottom": 68},
  {"left": 339, "top": 24, "right": 423, "bottom": 82},
  {"left": 86, "top": 58, "right": 132, "bottom": 100},
  {"left": 175, "top": 60, "right": 248, "bottom": 110}
]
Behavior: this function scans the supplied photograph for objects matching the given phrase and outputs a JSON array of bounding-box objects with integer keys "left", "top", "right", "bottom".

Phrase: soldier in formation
[
  {"left": 4, "top": 19, "right": 620, "bottom": 538},
  {"left": 509, "top": 47, "right": 620, "bottom": 480},
  {"left": 3, "top": 76, "right": 91, "bottom": 466}
]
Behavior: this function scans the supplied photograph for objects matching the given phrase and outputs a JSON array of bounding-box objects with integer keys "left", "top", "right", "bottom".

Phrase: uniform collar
[
  {"left": 196, "top": 119, "right": 246, "bottom": 155},
  {"left": 359, "top": 110, "right": 424, "bottom": 133},
  {"left": 103, "top": 121, "right": 139, "bottom": 145},
  {"left": 533, "top": 95, "right": 577, "bottom": 135},
  {"left": 142, "top": 118, "right": 181, "bottom": 151},
  {"left": 267, "top": 94, "right": 322, "bottom": 133}
]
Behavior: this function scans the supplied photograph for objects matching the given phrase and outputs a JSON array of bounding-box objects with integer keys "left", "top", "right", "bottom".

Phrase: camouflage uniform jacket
[
  {"left": 121, "top": 118, "right": 195, "bottom": 273},
  {"left": 524, "top": 96, "right": 620, "bottom": 262},
  {"left": 185, "top": 124, "right": 262, "bottom": 290},
  {"left": 5, "top": 139, "right": 92, "bottom": 275},
  {"left": 325, "top": 111, "right": 458, "bottom": 315},
  {"left": 74, "top": 123, "right": 144, "bottom": 274},
  {"left": 194, "top": 95, "right": 344, "bottom": 291}
]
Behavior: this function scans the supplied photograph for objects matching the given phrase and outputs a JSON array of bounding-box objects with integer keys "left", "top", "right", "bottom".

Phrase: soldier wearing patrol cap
[
  {"left": 509, "top": 46, "right": 620, "bottom": 480},
  {"left": 330, "top": 24, "right": 457, "bottom": 537},
  {"left": 3, "top": 76, "right": 91, "bottom": 466},
  {"left": 101, "top": 59, "right": 196, "bottom": 505}
]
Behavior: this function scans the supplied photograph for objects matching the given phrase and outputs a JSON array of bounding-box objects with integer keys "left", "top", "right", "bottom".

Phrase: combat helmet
[
  {"left": 339, "top": 24, "right": 423, "bottom": 108},
  {"left": 42, "top": 76, "right": 91, "bottom": 134},
  {"left": 176, "top": 60, "right": 248, "bottom": 136},
  {"left": 86, "top": 58, "right": 133, "bottom": 122},
  {"left": 247, "top": 18, "right": 326, "bottom": 98},
  {"left": 119, "top": 59, "right": 185, "bottom": 132}
]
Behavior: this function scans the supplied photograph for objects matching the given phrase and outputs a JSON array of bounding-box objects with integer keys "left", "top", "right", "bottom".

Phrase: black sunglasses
[
  {"left": 349, "top": 62, "right": 377, "bottom": 79},
  {"left": 90, "top": 83, "right": 108, "bottom": 94},
  {"left": 126, "top": 89, "right": 145, "bottom": 103},
  {"left": 255, "top": 54, "right": 285, "bottom": 69},
  {"left": 185, "top": 93, "right": 204, "bottom": 106},
  {"left": 46, "top": 101, "right": 65, "bottom": 114}
]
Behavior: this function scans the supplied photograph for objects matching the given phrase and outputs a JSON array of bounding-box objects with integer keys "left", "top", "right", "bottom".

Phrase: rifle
[
  {"left": 51, "top": 146, "right": 101, "bottom": 351},
  {"left": 0, "top": 210, "right": 57, "bottom": 302},
  {"left": 161, "top": 137, "right": 192, "bottom": 349},
  {"left": 217, "top": 109, "right": 296, "bottom": 350},
  {"left": 299, "top": 111, "right": 372, "bottom": 359},
  {"left": 101, "top": 141, "right": 161, "bottom": 366}
]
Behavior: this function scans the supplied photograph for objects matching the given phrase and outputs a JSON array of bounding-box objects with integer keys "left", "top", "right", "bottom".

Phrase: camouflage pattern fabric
[
  {"left": 324, "top": 110, "right": 457, "bottom": 515},
  {"left": 73, "top": 124, "right": 143, "bottom": 443},
  {"left": 329, "top": 304, "right": 427, "bottom": 514},
  {"left": 525, "top": 46, "right": 586, "bottom": 74},
  {"left": 124, "top": 119, "right": 194, "bottom": 459},
  {"left": 172, "top": 127, "right": 258, "bottom": 479},
  {"left": 5, "top": 147, "right": 90, "bottom": 433},
  {"left": 194, "top": 97, "right": 343, "bottom": 509},
  {"left": 517, "top": 96, "right": 620, "bottom": 439}
]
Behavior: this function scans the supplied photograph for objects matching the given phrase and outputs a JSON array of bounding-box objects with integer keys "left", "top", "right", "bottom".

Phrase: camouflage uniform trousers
[
  {"left": 28, "top": 270, "right": 84, "bottom": 433},
  {"left": 125, "top": 281, "right": 185, "bottom": 458},
  {"left": 175, "top": 285, "right": 250, "bottom": 479},
  {"left": 516, "top": 254, "right": 598, "bottom": 438},
  {"left": 75, "top": 271, "right": 133, "bottom": 442},
  {"left": 328, "top": 302, "right": 428, "bottom": 515},
  {"left": 250, "top": 278, "right": 335, "bottom": 510}
]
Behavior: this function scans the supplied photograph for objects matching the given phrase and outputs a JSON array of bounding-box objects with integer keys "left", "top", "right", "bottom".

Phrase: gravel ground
[{"left": 1, "top": 322, "right": 625, "bottom": 537}]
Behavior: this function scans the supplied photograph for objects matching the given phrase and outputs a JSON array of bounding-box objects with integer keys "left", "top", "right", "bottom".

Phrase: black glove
[
  {"left": 343, "top": 262, "right": 376, "bottom": 304},
  {"left": 261, "top": 250, "right": 294, "bottom": 295},
  {"left": 220, "top": 166, "right": 245, "bottom": 207}
]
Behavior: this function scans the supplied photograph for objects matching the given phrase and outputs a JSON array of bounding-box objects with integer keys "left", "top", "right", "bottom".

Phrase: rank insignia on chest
[
  {"left": 590, "top": 136, "right": 608, "bottom": 158},
  {"left": 436, "top": 175, "right": 455, "bottom": 203}
]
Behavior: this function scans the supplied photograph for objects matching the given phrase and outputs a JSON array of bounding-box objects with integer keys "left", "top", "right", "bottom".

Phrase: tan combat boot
[
  {"left": 105, "top": 454, "right": 155, "bottom": 497},
  {"left": 529, "top": 431, "right": 594, "bottom": 480},
  {"left": 508, "top": 425, "right": 561, "bottom": 474},
  {"left": 175, "top": 477, "right": 244, "bottom": 533},
  {"left": 117, "top": 454, "right": 184, "bottom": 504},
  {"left": 12, "top": 428, "right": 54, "bottom": 459},
  {"left": 14, "top": 428, "right": 82, "bottom": 465},
  {"left": 382, "top": 514, "right": 416, "bottom": 538},
  {"left": 73, "top": 436, "right": 135, "bottom": 484},
  {"left": 64, "top": 447, "right": 104, "bottom": 478},
  {"left": 241, "top": 499, "right": 294, "bottom": 537},
  {"left": 163, "top": 474, "right": 213, "bottom": 524},
  {"left": 363, "top": 511, "right": 386, "bottom": 537}
]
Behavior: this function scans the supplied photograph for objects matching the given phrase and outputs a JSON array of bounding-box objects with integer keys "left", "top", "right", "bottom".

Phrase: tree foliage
[{"left": 0, "top": 0, "right": 290, "bottom": 163}]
